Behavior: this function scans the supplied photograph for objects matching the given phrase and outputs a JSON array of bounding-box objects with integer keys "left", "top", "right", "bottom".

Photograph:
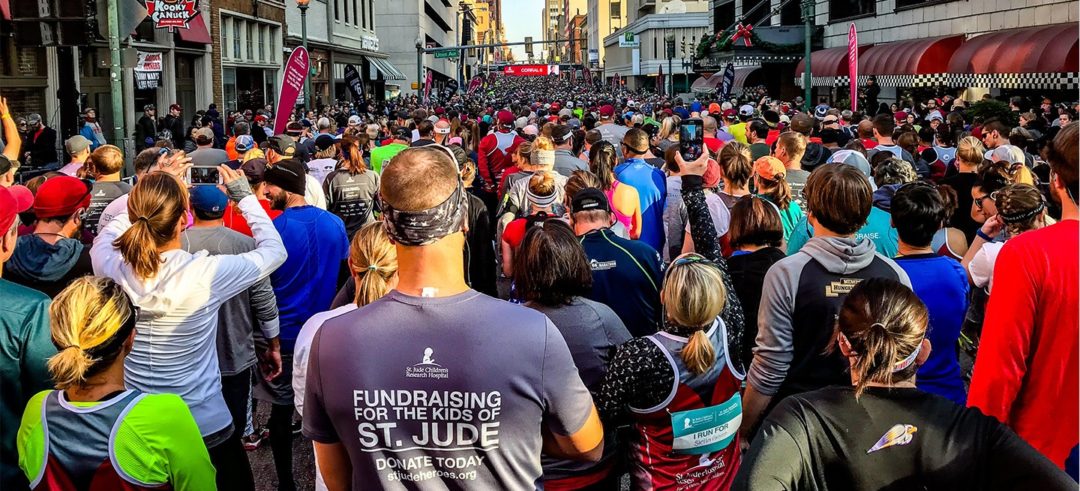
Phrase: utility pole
[
  {"left": 802, "top": 0, "right": 813, "bottom": 111},
  {"left": 106, "top": 0, "right": 125, "bottom": 149}
]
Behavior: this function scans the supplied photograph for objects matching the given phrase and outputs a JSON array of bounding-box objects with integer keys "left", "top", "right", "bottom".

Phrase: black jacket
[
  {"left": 727, "top": 247, "right": 787, "bottom": 365},
  {"left": 163, "top": 114, "right": 184, "bottom": 149},
  {"left": 465, "top": 193, "right": 497, "bottom": 297},
  {"left": 135, "top": 115, "right": 158, "bottom": 151},
  {"left": 26, "top": 126, "right": 58, "bottom": 166}
]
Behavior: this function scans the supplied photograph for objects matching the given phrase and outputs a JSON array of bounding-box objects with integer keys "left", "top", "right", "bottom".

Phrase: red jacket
[
  {"left": 968, "top": 220, "right": 1079, "bottom": 469},
  {"left": 478, "top": 130, "right": 524, "bottom": 192}
]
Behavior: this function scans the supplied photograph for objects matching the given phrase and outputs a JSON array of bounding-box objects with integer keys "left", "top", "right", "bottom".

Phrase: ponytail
[
  {"left": 833, "top": 278, "right": 928, "bottom": 399},
  {"left": 48, "top": 277, "right": 136, "bottom": 389},
  {"left": 662, "top": 253, "right": 728, "bottom": 376},
  {"left": 114, "top": 172, "right": 188, "bottom": 279},
  {"left": 682, "top": 330, "right": 717, "bottom": 375},
  {"left": 760, "top": 175, "right": 792, "bottom": 209},
  {"left": 350, "top": 222, "right": 398, "bottom": 307}
]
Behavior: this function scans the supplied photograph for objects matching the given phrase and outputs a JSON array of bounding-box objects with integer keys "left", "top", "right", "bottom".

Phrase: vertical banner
[
  {"left": 423, "top": 69, "right": 433, "bottom": 104},
  {"left": 467, "top": 76, "right": 483, "bottom": 95},
  {"left": 273, "top": 46, "right": 310, "bottom": 135},
  {"left": 344, "top": 64, "right": 365, "bottom": 102},
  {"left": 718, "top": 63, "right": 735, "bottom": 101},
  {"left": 848, "top": 23, "right": 858, "bottom": 112}
]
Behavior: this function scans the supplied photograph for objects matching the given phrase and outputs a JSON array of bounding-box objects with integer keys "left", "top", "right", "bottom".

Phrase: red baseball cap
[
  {"left": 496, "top": 110, "right": 515, "bottom": 125},
  {"left": 599, "top": 105, "right": 615, "bottom": 118},
  {"left": 0, "top": 185, "right": 33, "bottom": 233},
  {"left": 722, "top": 108, "right": 737, "bottom": 120},
  {"left": 703, "top": 158, "right": 723, "bottom": 188},
  {"left": 34, "top": 176, "right": 92, "bottom": 218}
]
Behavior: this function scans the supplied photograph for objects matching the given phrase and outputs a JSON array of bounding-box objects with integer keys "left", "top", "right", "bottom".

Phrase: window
[
  {"left": 829, "top": 0, "right": 874, "bottom": 21},
  {"left": 895, "top": 0, "right": 952, "bottom": 8},
  {"left": 258, "top": 26, "right": 266, "bottom": 62},
  {"left": 780, "top": 0, "right": 801, "bottom": 24},
  {"left": 360, "top": 0, "right": 366, "bottom": 28},
  {"left": 714, "top": 1, "right": 735, "bottom": 32},
  {"left": 353, "top": 0, "right": 359, "bottom": 25},
  {"left": 334, "top": 0, "right": 340, "bottom": 21},
  {"left": 344, "top": 0, "right": 350, "bottom": 23},
  {"left": 221, "top": 18, "right": 229, "bottom": 58},
  {"left": 610, "top": 1, "right": 620, "bottom": 18},
  {"left": 247, "top": 23, "right": 254, "bottom": 60},
  {"left": 741, "top": 0, "right": 769, "bottom": 24},
  {"left": 233, "top": 19, "right": 241, "bottom": 59}
]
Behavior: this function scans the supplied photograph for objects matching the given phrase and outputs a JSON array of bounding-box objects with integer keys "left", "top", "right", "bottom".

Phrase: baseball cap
[
  {"left": 268, "top": 135, "right": 296, "bottom": 156},
  {"left": 0, "top": 185, "right": 33, "bottom": 233},
  {"left": 348, "top": 115, "right": 362, "bottom": 126},
  {"left": 255, "top": 114, "right": 269, "bottom": 123},
  {"left": 790, "top": 114, "right": 815, "bottom": 135},
  {"left": 286, "top": 122, "right": 303, "bottom": 135},
  {"left": 703, "top": 158, "right": 722, "bottom": 189},
  {"left": 189, "top": 185, "right": 228, "bottom": 214},
  {"left": 894, "top": 111, "right": 908, "bottom": 122},
  {"left": 194, "top": 127, "right": 215, "bottom": 142},
  {"left": 33, "top": 176, "right": 91, "bottom": 218},
  {"left": 523, "top": 125, "right": 539, "bottom": 136},
  {"left": 235, "top": 135, "right": 255, "bottom": 153},
  {"left": 928, "top": 111, "right": 944, "bottom": 122},
  {"left": 314, "top": 134, "right": 337, "bottom": 151},
  {"left": 989, "top": 144, "right": 1024, "bottom": 164},
  {"left": 739, "top": 104, "right": 754, "bottom": 117},
  {"left": 497, "top": 110, "right": 515, "bottom": 125},
  {"left": 65, "top": 135, "right": 92, "bottom": 155},
  {"left": 143, "top": 103, "right": 156, "bottom": 111},
  {"left": 435, "top": 123, "right": 451, "bottom": 135},
  {"left": 722, "top": 109, "right": 737, "bottom": 120},
  {"left": 599, "top": 105, "right": 615, "bottom": 118},
  {"left": 708, "top": 103, "right": 722, "bottom": 114},
  {"left": 264, "top": 159, "right": 307, "bottom": 195},
  {"left": 814, "top": 104, "right": 829, "bottom": 120},
  {"left": 829, "top": 149, "right": 872, "bottom": 177},
  {"left": 822, "top": 115, "right": 839, "bottom": 125},
  {"left": 240, "top": 158, "right": 268, "bottom": 184},
  {"left": 754, "top": 156, "right": 787, "bottom": 181},
  {"left": 551, "top": 125, "right": 573, "bottom": 144},
  {"left": 515, "top": 117, "right": 528, "bottom": 129},
  {"left": 571, "top": 187, "right": 612, "bottom": 214}
]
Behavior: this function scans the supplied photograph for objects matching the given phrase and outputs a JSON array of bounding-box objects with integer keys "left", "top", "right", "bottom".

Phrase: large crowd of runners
[{"left": 0, "top": 75, "right": 1076, "bottom": 490}]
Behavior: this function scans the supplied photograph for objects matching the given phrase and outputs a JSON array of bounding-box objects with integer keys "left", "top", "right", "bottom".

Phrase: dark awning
[
  {"left": 368, "top": 56, "right": 406, "bottom": 81},
  {"left": 732, "top": 66, "right": 762, "bottom": 91}
]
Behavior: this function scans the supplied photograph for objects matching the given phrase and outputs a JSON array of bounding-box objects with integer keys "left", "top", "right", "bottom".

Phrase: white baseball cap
[
  {"left": 739, "top": 104, "right": 754, "bottom": 116},
  {"left": 347, "top": 115, "right": 362, "bottom": 126}
]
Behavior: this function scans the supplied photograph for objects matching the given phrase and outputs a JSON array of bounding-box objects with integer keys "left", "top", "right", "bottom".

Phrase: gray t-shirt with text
[{"left": 302, "top": 289, "right": 595, "bottom": 490}]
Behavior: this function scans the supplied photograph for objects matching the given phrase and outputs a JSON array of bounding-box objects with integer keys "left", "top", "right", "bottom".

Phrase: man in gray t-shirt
[{"left": 302, "top": 146, "right": 603, "bottom": 490}]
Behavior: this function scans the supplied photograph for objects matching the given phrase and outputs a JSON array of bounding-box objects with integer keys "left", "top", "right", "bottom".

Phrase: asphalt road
[{"left": 248, "top": 402, "right": 317, "bottom": 491}]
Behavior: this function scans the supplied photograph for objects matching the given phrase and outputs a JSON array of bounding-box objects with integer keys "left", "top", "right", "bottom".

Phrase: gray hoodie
[{"left": 748, "top": 236, "right": 910, "bottom": 402}]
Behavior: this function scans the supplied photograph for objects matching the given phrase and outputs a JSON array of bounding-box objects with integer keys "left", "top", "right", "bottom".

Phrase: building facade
[
  {"left": 587, "top": 0, "right": 629, "bottom": 69},
  {"left": 212, "top": 1, "right": 285, "bottom": 115},
  {"left": 603, "top": 0, "right": 709, "bottom": 91},
  {"left": 373, "top": 0, "right": 462, "bottom": 95},
  {"left": 796, "top": 0, "right": 1078, "bottom": 103}
]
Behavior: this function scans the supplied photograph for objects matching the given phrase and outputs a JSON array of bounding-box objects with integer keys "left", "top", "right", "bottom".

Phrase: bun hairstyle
[
  {"left": 528, "top": 171, "right": 558, "bottom": 198},
  {"left": 994, "top": 183, "right": 1046, "bottom": 237},
  {"left": 48, "top": 277, "right": 136, "bottom": 390},
  {"left": 662, "top": 254, "right": 727, "bottom": 375},
  {"left": 833, "top": 278, "right": 929, "bottom": 398},
  {"left": 115, "top": 172, "right": 189, "bottom": 279},
  {"left": 514, "top": 139, "right": 534, "bottom": 165},
  {"left": 718, "top": 142, "right": 752, "bottom": 187},
  {"left": 956, "top": 136, "right": 986, "bottom": 166},
  {"left": 350, "top": 222, "right": 398, "bottom": 307}
]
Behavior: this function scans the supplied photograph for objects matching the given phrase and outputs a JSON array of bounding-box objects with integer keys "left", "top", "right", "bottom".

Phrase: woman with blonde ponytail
[
  {"left": 90, "top": 157, "right": 286, "bottom": 489},
  {"left": 292, "top": 221, "right": 397, "bottom": 491},
  {"left": 595, "top": 252, "right": 745, "bottom": 491},
  {"left": 734, "top": 278, "right": 1073, "bottom": 490},
  {"left": 17, "top": 277, "right": 215, "bottom": 490}
]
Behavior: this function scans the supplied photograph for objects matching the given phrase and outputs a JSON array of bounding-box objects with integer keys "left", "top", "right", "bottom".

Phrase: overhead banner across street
[{"left": 503, "top": 65, "right": 560, "bottom": 77}]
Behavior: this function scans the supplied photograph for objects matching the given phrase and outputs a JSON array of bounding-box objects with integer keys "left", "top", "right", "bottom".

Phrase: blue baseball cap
[
  {"left": 189, "top": 185, "right": 228, "bottom": 213},
  {"left": 235, "top": 135, "right": 255, "bottom": 153}
]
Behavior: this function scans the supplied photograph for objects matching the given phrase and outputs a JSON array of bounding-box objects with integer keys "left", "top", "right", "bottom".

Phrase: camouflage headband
[{"left": 379, "top": 180, "right": 467, "bottom": 246}]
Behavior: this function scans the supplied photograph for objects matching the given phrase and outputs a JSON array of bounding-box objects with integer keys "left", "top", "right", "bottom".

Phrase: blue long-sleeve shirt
[{"left": 579, "top": 228, "right": 663, "bottom": 337}]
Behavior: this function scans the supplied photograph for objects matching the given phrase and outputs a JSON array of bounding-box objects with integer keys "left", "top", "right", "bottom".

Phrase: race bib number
[{"left": 670, "top": 393, "right": 742, "bottom": 455}]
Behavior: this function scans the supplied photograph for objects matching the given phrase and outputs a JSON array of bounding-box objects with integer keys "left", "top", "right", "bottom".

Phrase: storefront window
[{"left": 224, "top": 68, "right": 238, "bottom": 113}]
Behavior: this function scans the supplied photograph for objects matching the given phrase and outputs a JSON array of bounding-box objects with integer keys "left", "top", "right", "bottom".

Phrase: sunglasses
[{"left": 973, "top": 191, "right": 998, "bottom": 210}]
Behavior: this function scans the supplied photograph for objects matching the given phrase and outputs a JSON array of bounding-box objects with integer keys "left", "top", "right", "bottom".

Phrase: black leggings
[
  {"left": 207, "top": 427, "right": 255, "bottom": 491},
  {"left": 268, "top": 403, "right": 296, "bottom": 491}
]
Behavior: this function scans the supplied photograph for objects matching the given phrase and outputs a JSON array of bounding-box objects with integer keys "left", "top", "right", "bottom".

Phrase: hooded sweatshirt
[
  {"left": 6, "top": 234, "right": 93, "bottom": 298},
  {"left": 748, "top": 236, "right": 910, "bottom": 407}
]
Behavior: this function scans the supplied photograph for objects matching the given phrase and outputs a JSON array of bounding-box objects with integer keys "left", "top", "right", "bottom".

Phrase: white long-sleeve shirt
[{"left": 91, "top": 194, "right": 287, "bottom": 437}]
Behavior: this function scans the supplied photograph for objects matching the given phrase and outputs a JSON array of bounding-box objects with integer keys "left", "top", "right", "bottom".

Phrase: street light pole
[
  {"left": 106, "top": 0, "right": 125, "bottom": 149},
  {"left": 297, "top": 0, "right": 310, "bottom": 110},
  {"left": 802, "top": 0, "right": 813, "bottom": 111}
]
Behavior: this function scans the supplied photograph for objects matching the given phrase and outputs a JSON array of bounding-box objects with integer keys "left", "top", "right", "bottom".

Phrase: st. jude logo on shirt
[{"left": 406, "top": 347, "right": 448, "bottom": 379}]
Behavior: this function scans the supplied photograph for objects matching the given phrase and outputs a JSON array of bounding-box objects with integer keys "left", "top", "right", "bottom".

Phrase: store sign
[
  {"left": 619, "top": 32, "right": 640, "bottom": 48},
  {"left": 273, "top": 47, "right": 310, "bottom": 134},
  {"left": 503, "top": 64, "right": 559, "bottom": 76},
  {"left": 146, "top": 0, "right": 198, "bottom": 30},
  {"left": 134, "top": 51, "right": 163, "bottom": 90},
  {"left": 361, "top": 36, "right": 379, "bottom": 52}
]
